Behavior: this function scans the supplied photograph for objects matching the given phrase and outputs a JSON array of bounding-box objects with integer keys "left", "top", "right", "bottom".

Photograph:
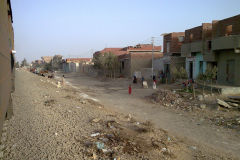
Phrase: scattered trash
[
  {"left": 44, "top": 99, "right": 55, "bottom": 106},
  {"left": 200, "top": 104, "right": 206, "bottom": 109},
  {"left": 57, "top": 81, "right": 61, "bottom": 88},
  {"left": 148, "top": 89, "right": 195, "bottom": 111},
  {"left": 56, "top": 91, "right": 59, "bottom": 93},
  {"left": 92, "top": 152, "right": 97, "bottom": 160},
  {"left": 92, "top": 118, "right": 100, "bottom": 123},
  {"left": 55, "top": 133, "right": 58, "bottom": 136},
  {"left": 161, "top": 147, "right": 167, "bottom": 152},
  {"left": 96, "top": 142, "right": 104, "bottom": 150},
  {"left": 197, "top": 95, "right": 204, "bottom": 101},
  {"left": 91, "top": 133, "right": 100, "bottom": 137},
  {"left": 167, "top": 137, "right": 171, "bottom": 141},
  {"left": 189, "top": 146, "right": 197, "bottom": 150},
  {"left": 126, "top": 114, "right": 132, "bottom": 121}
]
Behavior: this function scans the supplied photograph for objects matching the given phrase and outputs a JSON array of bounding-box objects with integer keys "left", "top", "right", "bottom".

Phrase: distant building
[
  {"left": 41, "top": 56, "right": 53, "bottom": 64},
  {"left": 63, "top": 58, "right": 92, "bottom": 72},
  {"left": 118, "top": 44, "right": 162, "bottom": 78}
]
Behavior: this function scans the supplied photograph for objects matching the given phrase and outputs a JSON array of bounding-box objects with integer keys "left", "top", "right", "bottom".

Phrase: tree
[
  {"left": 51, "top": 55, "right": 63, "bottom": 70},
  {"left": 94, "top": 52, "right": 119, "bottom": 78},
  {"left": 197, "top": 65, "right": 218, "bottom": 95},
  {"left": 170, "top": 66, "right": 178, "bottom": 82},
  {"left": 21, "top": 58, "right": 28, "bottom": 67},
  {"left": 205, "top": 65, "right": 218, "bottom": 94},
  {"left": 178, "top": 67, "right": 188, "bottom": 80},
  {"left": 15, "top": 61, "right": 20, "bottom": 68}
]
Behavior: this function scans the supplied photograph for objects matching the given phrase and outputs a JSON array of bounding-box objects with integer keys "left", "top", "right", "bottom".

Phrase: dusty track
[{"left": 1, "top": 70, "right": 238, "bottom": 160}]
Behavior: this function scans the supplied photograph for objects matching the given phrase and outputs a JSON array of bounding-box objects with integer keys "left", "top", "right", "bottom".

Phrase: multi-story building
[
  {"left": 212, "top": 14, "right": 240, "bottom": 86},
  {"left": 156, "top": 32, "right": 185, "bottom": 80},
  {"left": 181, "top": 23, "right": 213, "bottom": 79}
]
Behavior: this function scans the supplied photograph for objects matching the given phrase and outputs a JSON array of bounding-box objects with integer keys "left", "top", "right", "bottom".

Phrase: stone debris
[
  {"left": 210, "top": 116, "right": 240, "bottom": 130},
  {"left": 217, "top": 99, "right": 232, "bottom": 109},
  {"left": 147, "top": 89, "right": 196, "bottom": 111}
]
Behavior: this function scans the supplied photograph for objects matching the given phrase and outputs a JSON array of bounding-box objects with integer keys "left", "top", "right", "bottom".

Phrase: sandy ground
[
  {"left": 0, "top": 69, "right": 238, "bottom": 160},
  {"left": 56, "top": 71, "right": 240, "bottom": 159}
]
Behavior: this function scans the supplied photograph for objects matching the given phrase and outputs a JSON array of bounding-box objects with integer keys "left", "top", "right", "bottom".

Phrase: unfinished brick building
[
  {"left": 156, "top": 32, "right": 186, "bottom": 81},
  {"left": 181, "top": 23, "right": 213, "bottom": 79},
  {"left": 212, "top": 14, "right": 240, "bottom": 86}
]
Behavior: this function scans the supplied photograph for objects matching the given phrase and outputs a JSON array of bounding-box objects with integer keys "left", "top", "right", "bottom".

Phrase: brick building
[
  {"left": 181, "top": 23, "right": 213, "bottom": 79},
  {"left": 156, "top": 32, "right": 186, "bottom": 81},
  {"left": 63, "top": 58, "right": 92, "bottom": 72},
  {"left": 118, "top": 44, "right": 162, "bottom": 78},
  {"left": 212, "top": 14, "right": 240, "bottom": 86}
]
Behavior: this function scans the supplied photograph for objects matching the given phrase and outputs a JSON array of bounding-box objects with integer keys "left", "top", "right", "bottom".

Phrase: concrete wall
[
  {"left": 0, "top": 0, "right": 14, "bottom": 137},
  {"left": 216, "top": 50, "right": 240, "bottom": 86},
  {"left": 163, "top": 32, "right": 184, "bottom": 55},
  {"left": 212, "top": 35, "right": 240, "bottom": 50},
  {"left": 186, "top": 53, "right": 206, "bottom": 79},
  {"left": 130, "top": 52, "right": 162, "bottom": 78}
]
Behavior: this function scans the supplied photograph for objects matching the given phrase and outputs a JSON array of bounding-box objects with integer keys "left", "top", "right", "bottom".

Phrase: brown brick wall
[
  {"left": 212, "top": 14, "right": 240, "bottom": 37},
  {"left": 163, "top": 32, "right": 184, "bottom": 54},
  {"left": 184, "top": 26, "right": 202, "bottom": 43}
]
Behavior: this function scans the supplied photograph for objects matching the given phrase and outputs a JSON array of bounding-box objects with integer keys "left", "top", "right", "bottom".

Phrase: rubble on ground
[
  {"left": 147, "top": 89, "right": 198, "bottom": 111},
  {"left": 210, "top": 115, "right": 240, "bottom": 130},
  {"left": 82, "top": 117, "right": 177, "bottom": 159}
]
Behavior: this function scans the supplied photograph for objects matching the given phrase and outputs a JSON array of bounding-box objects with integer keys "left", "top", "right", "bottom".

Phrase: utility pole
[{"left": 151, "top": 37, "right": 154, "bottom": 79}]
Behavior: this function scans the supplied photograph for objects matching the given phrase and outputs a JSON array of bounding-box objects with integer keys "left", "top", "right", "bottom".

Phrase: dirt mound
[
  {"left": 147, "top": 89, "right": 195, "bottom": 111},
  {"left": 82, "top": 118, "right": 178, "bottom": 159}
]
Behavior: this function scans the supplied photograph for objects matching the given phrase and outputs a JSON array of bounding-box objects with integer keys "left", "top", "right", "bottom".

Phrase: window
[
  {"left": 190, "top": 33, "right": 194, "bottom": 41},
  {"left": 207, "top": 41, "right": 212, "bottom": 50},
  {"left": 166, "top": 42, "right": 170, "bottom": 53},
  {"left": 178, "top": 36, "right": 184, "bottom": 42},
  {"left": 225, "top": 25, "right": 232, "bottom": 36}
]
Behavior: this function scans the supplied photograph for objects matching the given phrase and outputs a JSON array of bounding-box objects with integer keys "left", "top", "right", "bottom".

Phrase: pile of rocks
[
  {"left": 83, "top": 118, "right": 175, "bottom": 159},
  {"left": 210, "top": 116, "right": 240, "bottom": 130},
  {"left": 148, "top": 89, "right": 196, "bottom": 111}
]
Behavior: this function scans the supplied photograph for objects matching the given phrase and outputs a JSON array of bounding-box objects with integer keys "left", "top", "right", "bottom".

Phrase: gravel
[{"left": 1, "top": 69, "right": 237, "bottom": 160}]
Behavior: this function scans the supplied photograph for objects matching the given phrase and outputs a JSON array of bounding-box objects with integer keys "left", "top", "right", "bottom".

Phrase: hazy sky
[{"left": 11, "top": 0, "right": 240, "bottom": 62}]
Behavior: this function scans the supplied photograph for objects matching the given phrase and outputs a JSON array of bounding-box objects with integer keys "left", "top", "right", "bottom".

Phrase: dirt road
[
  {"left": 1, "top": 69, "right": 238, "bottom": 160},
  {"left": 59, "top": 72, "right": 240, "bottom": 159}
]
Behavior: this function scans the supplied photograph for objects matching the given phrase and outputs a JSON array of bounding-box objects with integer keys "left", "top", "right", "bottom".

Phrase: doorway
[
  {"left": 189, "top": 61, "right": 193, "bottom": 79},
  {"left": 226, "top": 60, "right": 235, "bottom": 84}
]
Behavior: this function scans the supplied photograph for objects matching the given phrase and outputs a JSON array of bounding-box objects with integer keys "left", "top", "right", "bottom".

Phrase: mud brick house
[
  {"left": 41, "top": 56, "right": 53, "bottom": 64},
  {"left": 181, "top": 23, "right": 213, "bottom": 79},
  {"left": 63, "top": 58, "right": 92, "bottom": 72},
  {"left": 212, "top": 14, "right": 240, "bottom": 86},
  {"left": 155, "top": 32, "right": 185, "bottom": 80},
  {"left": 0, "top": 0, "right": 15, "bottom": 136},
  {"left": 93, "top": 48, "right": 126, "bottom": 58},
  {"left": 118, "top": 44, "right": 162, "bottom": 78}
]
